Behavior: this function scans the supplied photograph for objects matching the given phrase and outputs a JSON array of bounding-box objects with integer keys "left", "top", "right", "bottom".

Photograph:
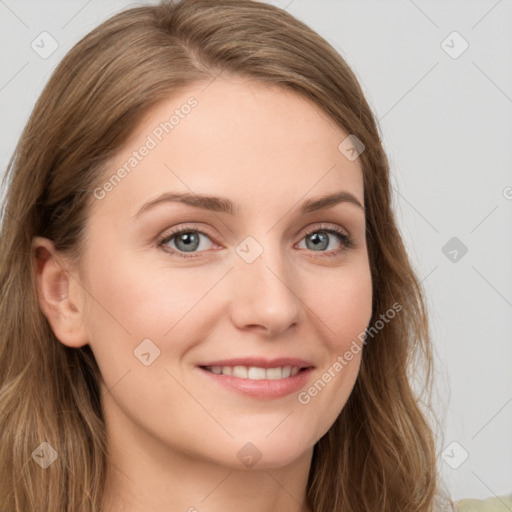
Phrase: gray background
[{"left": 1, "top": 0, "right": 511, "bottom": 501}]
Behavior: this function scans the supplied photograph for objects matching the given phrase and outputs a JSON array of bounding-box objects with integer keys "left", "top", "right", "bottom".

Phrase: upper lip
[{"left": 198, "top": 357, "right": 314, "bottom": 369}]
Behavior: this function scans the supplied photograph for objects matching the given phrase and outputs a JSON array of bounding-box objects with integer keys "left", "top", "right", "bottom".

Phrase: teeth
[
  {"left": 266, "top": 367, "right": 283, "bottom": 380},
  {"left": 205, "top": 365, "right": 302, "bottom": 380},
  {"left": 232, "top": 366, "right": 248, "bottom": 378},
  {"left": 248, "top": 367, "right": 266, "bottom": 380}
]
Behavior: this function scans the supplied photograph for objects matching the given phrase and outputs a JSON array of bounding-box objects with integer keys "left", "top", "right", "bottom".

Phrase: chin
[{"left": 223, "top": 428, "right": 316, "bottom": 470}]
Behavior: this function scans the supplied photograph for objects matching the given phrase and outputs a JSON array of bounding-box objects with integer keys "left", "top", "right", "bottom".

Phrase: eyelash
[{"left": 157, "top": 223, "right": 354, "bottom": 259}]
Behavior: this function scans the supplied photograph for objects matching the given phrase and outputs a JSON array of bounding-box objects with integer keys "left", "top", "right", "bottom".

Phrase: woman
[{"left": 0, "top": 0, "right": 505, "bottom": 510}]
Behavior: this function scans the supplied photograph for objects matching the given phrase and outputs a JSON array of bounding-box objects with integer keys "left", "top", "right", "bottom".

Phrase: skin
[{"left": 33, "top": 76, "right": 373, "bottom": 512}]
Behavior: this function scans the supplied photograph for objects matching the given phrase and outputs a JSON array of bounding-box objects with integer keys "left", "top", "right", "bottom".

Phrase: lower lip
[{"left": 197, "top": 366, "right": 314, "bottom": 399}]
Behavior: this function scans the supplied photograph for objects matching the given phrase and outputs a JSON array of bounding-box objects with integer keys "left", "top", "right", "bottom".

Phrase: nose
[{"left": 228, "top": 242, "right": 302, "bottom": 338}]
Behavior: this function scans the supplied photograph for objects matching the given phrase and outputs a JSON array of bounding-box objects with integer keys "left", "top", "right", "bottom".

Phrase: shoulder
[{"left": 454, "top": 494, "right": 512, "bottom": 512}]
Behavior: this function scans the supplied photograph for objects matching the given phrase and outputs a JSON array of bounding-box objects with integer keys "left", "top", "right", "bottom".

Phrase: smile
[
  {"left": 197, "top": 364, "right": 314, "bottom": 399},
  {"left": 203, "top": 365, "right": 302, "bottom": 380}
]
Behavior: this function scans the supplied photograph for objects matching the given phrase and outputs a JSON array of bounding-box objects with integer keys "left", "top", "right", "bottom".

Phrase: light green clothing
[{"left": 456, "top": 494, "right": 512, "bottom": 512}]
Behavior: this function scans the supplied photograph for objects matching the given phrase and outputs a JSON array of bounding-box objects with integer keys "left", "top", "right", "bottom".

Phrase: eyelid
[{"left": 300, "top": 222, "right": 350, "bottom": 240}]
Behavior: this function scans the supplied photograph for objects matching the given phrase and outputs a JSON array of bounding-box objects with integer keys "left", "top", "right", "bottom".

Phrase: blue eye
[
  {"left": 158, "top": 223, "right": 353, "bottom": 259},
  {"left": 298, "top": 224, "right": 353, "bottom": 256},
  {"left": 158, "top": 227, "right": 215, "bottom": 256}
]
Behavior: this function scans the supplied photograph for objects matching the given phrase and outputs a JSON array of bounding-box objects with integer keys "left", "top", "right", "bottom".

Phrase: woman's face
[{"left": 73, "top": 76, "right": 372, "bottom": 469}]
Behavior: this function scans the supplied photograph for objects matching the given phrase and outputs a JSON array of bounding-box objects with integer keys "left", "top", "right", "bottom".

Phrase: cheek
[
  {"left": 297, "top": 264, "right": 372, "bottom": 425},
  {"left": 313, "top": 264, "right": 373, "bottom": 349},
  {"left": 79, "top": 252, "right": 228, "bottom": 426},
  {"left": 83, "top": 249, "right": 225, "bottom": 341}
]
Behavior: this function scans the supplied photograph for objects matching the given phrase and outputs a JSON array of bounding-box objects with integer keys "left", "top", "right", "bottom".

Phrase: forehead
[{"left": 91, "top": 77, "right": 364, "bottom": 220}]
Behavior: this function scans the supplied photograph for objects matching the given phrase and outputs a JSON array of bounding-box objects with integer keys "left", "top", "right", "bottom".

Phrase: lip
[
  {"left": 197, "top": 357, "right": 314, "bottom": 369},
  {"left": 196, "top": 357, "right": 315, "bottom": 400}
]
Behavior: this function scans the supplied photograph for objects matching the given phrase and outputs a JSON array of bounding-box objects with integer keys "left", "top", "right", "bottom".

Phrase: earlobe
[{"left": 32, "top": 236, "right": 89, "bottom": 348}]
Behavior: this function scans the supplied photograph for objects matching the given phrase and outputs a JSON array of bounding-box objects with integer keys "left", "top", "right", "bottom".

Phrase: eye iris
[
  {"left": 175, "top": 232, "right": 200, "bottom": 252},
  {"left": 306, "top": 231, "right": 329, "bottom": 251}
]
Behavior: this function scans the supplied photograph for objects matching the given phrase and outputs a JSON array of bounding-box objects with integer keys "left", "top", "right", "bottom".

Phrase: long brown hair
[{"left": 0, "top": 1, "right": 443, "bottom": 510}]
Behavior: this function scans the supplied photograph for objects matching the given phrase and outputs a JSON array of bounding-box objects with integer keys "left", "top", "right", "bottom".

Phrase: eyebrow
[{"left": 133, "top": 190, "right": 364, "bottom": 220}]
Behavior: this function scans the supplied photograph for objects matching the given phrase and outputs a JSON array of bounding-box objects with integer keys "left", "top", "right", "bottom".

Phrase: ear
[{"left": 32, "top": 236, "right": 89, "bottom": 348}]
